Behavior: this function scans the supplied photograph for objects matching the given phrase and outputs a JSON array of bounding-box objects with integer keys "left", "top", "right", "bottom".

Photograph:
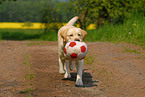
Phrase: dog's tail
[{"left": 66, "top": 16, "right": 79, "bottom": 26}]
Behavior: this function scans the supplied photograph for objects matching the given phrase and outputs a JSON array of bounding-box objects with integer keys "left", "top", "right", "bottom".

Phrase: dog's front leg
[
  {"left": 64, "top": 60, "right": 71, "bottom": 79},
  {"left": 59, "top": 57, "right": 65, "bottom": 74},
  {"left": 76, "top": 60, "right": 84, "bottom": 86},
  {"left": 69, "top": 61, "right": 73, "bottom": 71}
]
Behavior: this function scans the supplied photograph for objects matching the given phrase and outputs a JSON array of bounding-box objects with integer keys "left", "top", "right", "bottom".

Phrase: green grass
[
  {"left": 23, "top": 54, "right": 31, "bottom": 67},
  {"left": 84, "top": 55, "right": 95, "bottom": 65},
  {"left": 124, "top": 48, "right": 141, "bottom": 54},
  {"left": 23, "top": 54, "right": 35, "bottom": 80},
  {"left": 86, "top": 13, "right": 145, "bottom": 48},
  {"left": 0, "top": 29, "right": 57, "bottom": 41},
  {"left": 123, "top": 48, "right": 145, "bottom": 59},
  {"left": 24, "top": 73, "right": 35, "bottom": 80},
  {"left": 0, "top": 29, "right": 42, "bottom": 40},
  {"left": 20, "top": 88, "right": 35, "bottom": 94}
]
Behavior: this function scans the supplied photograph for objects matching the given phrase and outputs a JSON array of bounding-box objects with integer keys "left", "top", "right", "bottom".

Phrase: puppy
[{"left": 58, "top": 16, "right": 87, "bottom": 86}]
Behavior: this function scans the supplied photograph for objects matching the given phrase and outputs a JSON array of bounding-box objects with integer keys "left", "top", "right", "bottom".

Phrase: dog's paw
[
  {"left": 59, "top": 69, "right": 65, "bottom": 74},
  {"left": 64, "top": 73, "right": 71, "bottom": 79},
  {"left": 76, "top": 79, "right": 83, "bottom": 86}
]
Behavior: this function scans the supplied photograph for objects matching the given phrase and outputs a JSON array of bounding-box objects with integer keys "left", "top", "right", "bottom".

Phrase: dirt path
[{"left": 0, "top": 41, "right": 144, "bottom": 97}]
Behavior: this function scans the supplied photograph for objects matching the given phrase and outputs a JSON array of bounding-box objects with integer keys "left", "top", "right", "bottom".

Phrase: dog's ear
[
  {"left": 60, "top": 27, "right": 69, "bottom": 42},
  {"left": 80, "top": 29, "right": 87, "bottom": 40}
]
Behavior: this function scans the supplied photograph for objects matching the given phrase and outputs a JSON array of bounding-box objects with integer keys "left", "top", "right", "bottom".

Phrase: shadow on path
[{"left": 62, "top": 69, "right": 99, "bottom": 87}]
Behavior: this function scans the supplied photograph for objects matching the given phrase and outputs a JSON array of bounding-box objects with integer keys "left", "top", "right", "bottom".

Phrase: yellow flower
[{"left": 133, "top": 23, "right": 136, "bottom": 26}]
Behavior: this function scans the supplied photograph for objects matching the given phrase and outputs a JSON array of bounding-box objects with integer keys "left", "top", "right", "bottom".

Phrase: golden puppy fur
[{"left": 58, "top": 16, "right": 87, "bottom": 86}]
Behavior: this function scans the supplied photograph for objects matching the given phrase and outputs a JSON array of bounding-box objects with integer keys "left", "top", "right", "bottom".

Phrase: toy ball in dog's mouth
[{"left": 64, "top": 41, "right": 88, "bottom": 60}]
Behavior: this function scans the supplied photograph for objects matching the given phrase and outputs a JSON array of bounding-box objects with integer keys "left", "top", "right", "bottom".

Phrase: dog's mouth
[
  {"left": 75, "top": 38, "right": 81, "bottom": 42},
  {"left": 67, "top": 40, "right": 82, "bottom": 42},
  {"left": 66, "top": 38, "right": 82, "bottom": 43}
]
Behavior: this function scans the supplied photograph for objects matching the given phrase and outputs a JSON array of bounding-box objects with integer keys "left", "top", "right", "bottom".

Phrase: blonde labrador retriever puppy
[{"left": 58, "top": 16, "right": 87, "bottom": 86}]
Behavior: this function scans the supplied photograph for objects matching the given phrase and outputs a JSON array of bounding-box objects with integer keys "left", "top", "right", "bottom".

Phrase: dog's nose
[{"left": 75, "top": 38, "right": 80, "bottom": 41}]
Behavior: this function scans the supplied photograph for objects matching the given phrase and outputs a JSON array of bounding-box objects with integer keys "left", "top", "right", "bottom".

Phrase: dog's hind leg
[{"left": 69, "top": 61, "right": 73, "bottom": 71}]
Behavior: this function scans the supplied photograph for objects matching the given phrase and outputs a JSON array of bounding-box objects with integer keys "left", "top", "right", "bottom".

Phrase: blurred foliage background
[
  {"left": 0, "top": 0, "right": 145, "bottom": 47},
  {"left": 0, "top": 0, "right": 144, "bottom": 28}
]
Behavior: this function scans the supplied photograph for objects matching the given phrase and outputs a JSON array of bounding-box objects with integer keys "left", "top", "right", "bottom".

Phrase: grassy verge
[
  {"left": 0, "top": 29, "right": 57, "bottom": 41},
  {"left": 0, "top": 29, "right": 42, "bottom": 40},
  {"left": 86, "top": 13, "right": 145, "bottom": 48}
]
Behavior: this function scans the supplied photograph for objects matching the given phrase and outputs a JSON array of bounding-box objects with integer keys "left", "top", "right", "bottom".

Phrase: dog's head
[{"left": 60, "top": 26, "right": 87, "bottom": 43}]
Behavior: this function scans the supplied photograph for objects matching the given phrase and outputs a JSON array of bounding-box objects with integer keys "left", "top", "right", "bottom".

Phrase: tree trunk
[{"left": 78, "top": 10, "right": 87, "bottom": 29}]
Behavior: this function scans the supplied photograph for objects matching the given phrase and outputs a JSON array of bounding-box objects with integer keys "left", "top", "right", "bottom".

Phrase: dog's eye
[
  {"left": 69, "top": 34, "right": 73, "bottom": 36},
  {"left": 78, "top": 34, "right": 81, "bottom": 36}
]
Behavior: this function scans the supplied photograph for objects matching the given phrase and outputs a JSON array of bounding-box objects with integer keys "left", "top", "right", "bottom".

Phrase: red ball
[
  {"left": 64, "top": 41, "right": 88, "bottom": 60},
  {"left": 64, "top": 47, "right": 67, "bottom": 54},
  {"left": 70, "top": 53, "right": 78, "bottom": 59},
  {"left": 69, "top": 41, "right": 76, "bottom": 47},
  {"left": 80, "top": 45, "right": 86, "bottom": 53}
]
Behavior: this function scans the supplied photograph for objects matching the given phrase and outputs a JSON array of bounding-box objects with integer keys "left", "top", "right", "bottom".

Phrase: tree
[
  {"left": 41, "top": 4, "right": 62, "bottom": 34},
  {"left": 0, "top": 0, "right": 16, "bottom": 4},
  {"left": 70, "top": 0, "right": 90, "bottom": 29},
  {"left": 70, "top": 0, "right": 145, "bottom": 29},
  {"left": 0, "top": 1, "right": 44, "bottom": 22}
]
